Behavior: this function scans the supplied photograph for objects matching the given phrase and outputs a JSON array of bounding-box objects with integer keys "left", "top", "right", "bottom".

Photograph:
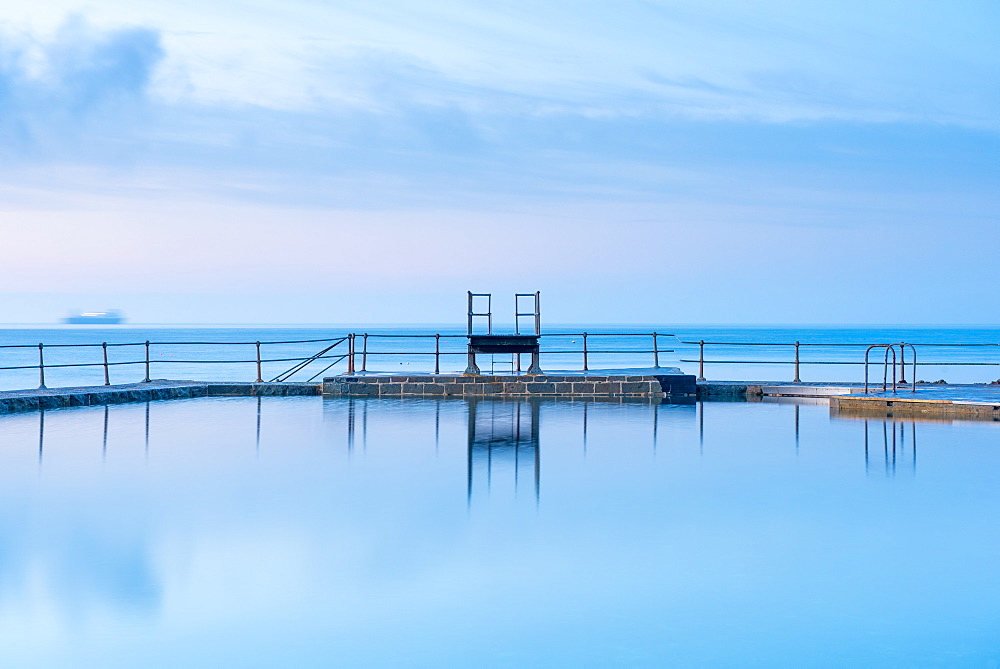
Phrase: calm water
[
  {"left": 1, "top": 395, "right": 998, "bottom": 666},
  {"left": 1, "top": 325, "right": 1000, "bottom": 389}
]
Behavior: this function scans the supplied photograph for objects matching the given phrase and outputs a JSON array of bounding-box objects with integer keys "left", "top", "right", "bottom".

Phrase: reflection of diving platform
[{"left": 467, "top": 399, "right": 540, "bottom": 503}]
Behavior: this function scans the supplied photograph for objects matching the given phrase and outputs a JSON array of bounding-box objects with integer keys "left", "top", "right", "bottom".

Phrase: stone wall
[
  {"left": 0, "top": 381, "right": 319, "bottom": 414},
  {"left": 323, "top": 373, "right": 696, "bottom": 398},
  {"left": 696, "top": 383, "right": 764, "bottom": 400}
]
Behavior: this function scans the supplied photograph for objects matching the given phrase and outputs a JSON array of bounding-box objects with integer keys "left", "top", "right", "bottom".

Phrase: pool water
[{"left": 0, "top": 396, "right": 998, "bottom": 667}]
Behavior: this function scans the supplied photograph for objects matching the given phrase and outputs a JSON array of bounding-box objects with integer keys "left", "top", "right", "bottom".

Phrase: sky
[{"left": 0, "top": 0, "right": 997, "bottom": 324}]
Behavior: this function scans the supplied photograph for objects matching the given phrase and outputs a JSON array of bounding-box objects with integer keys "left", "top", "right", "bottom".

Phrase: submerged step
[{"left": 760, "top": 385, "right": 859, "bottom": 397}]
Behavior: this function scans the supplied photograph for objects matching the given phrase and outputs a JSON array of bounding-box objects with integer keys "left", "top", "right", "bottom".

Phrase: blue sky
[{"left": 0, "top": 0, "right": 997, "bottom": 324}]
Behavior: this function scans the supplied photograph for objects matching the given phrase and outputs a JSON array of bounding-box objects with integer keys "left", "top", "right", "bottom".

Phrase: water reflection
[
  {"left": 467, "top": 398, "right": 540, "bottom": 503},
  {"left": 863, "top": 419, "right": 917, "bottom": 477},
  {"left": 344, "top": 398, "right": 369, "bottom": 454},
  {"left": 29, "top": 397, "right": 931, "bottom": 484},
  {"left": 38, "top": 408, "right": 44, "bottom": 466},
  {"left": 6, "top": 396, "right": 1000, "bottom": 666},
  {"left": 336, "top": 397, "right": 544, "bottom": 502},
  {"left": 332, "top": 397, "right": 692, "bottom": 503},
  {"left": 102, "top": 405, "right": 109, "bottom": 460},
  {"left": 37, "top": 402, "right": 152, "bottom": 465}
]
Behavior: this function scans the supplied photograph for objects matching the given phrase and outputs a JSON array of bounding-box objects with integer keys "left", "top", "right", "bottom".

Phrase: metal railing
[
  {"left": 0, "top": 332, "right": 675, "bottom": 390},
  {"left": 863, "top": 343, "right": 916, "bottom": 394},
  {"left": 0, "top": 337, "right": 348, "bottom": 389},
  {"left": 341, "top": 332, "right": 674, "bottom": 374},
  {"left": 682, "top": 339, "right": 1000, "bottom": 385},
  {"left": 10, "top": 331, "right": 1000, "bottom": 390}
]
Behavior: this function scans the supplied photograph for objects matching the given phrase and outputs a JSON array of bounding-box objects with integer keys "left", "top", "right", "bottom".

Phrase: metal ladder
[
  {"left": 864, "top": 343, "right": 917, "bottom": 393},
  {"left": 467, "top": 291, "right": 541, "bottom": 374}
]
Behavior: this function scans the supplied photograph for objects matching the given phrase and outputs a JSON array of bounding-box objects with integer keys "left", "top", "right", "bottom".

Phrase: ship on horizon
[{"left": 62, "top": 310, "right": 125, "bottom": 325}]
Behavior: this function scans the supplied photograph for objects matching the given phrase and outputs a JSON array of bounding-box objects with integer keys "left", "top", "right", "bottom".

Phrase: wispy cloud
[{"left": 0, "top": 16, "right": 162, "bottom": 165}]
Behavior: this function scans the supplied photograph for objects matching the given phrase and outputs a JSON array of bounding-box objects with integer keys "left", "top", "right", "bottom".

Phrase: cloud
[
  {"left": 0, "top": 16, "right": 163, "bottom": 159},
  {"left": 0, "top": 7, "right": 994, "bottom": 217}
]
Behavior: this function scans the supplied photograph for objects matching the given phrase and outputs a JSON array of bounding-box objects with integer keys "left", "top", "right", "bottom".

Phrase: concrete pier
[
  {"left": 831, "top": 385, "right": 1000, "bottom": 420},
  {"left": 699, "top": 381, "right": 1000, "bottom": 421},
  {"left": 0, "top": 381, "right": 319, "bottom": 414},
  {"left": 323, "top": 368, "right": 697, "bottom": 399}
]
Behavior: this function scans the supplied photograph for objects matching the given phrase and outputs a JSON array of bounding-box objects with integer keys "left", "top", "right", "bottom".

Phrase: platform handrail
[
  {"left": 864, "top": 344, "right": 897, "bottom": 394},
  {"left": 335, "top": 331, "right": 677, "bottom": 376}
]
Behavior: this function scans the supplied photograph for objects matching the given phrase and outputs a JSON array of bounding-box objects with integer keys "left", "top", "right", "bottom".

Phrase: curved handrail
[
  {"left": 896, "top": 342, "right": 917, "bottom": 393},
  {"left": 864, "top": 344, "right": 897, "bottom": 394}
]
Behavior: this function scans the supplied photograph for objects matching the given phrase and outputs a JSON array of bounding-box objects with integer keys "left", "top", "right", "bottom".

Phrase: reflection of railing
[
  {"left": 0, "top": 338, "right": 348, "bottom": 389},
  {"left": 682, "top": 339, "right": 999, "bottom": 383},
  {"left": 344, "top": 332, "right": 674, "bottom": 374},
  {"left": 864, "top": 419, "right": 917, "bottom": 477}
]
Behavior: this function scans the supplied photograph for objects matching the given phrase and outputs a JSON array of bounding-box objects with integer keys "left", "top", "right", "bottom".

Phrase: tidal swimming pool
[{"left": 1, "top": 396, "right": 998, "bottom": 667}]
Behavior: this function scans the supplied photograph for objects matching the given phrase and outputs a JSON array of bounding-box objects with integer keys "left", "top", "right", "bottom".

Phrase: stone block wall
[
  {"left": 323, "top": 373, "right": 697, "bottom": 398},
  {"left": 0, "top": 381, "right": 321, "bottom": 414}
]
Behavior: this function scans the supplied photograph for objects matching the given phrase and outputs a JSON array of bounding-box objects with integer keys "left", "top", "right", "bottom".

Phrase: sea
[{"left": 1, "top": 324, "right": 999, "bottom": 390}]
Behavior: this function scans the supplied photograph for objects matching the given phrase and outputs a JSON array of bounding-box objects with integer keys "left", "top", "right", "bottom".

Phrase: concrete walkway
[
  {"left": 0, "top": 381, "right": 319, "bottom": 414},
  {"left": 832, "top": 384, "right": 1000, "bottom": 420},
  {"left": 698, "top": 381, "right": 1000, "bottom": 420}
]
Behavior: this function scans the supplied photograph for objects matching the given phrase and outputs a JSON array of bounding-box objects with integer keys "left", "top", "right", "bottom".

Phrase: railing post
[
  {"left": 582, "top": 333, "right": 589, "bottom": 372},
  {"left": 534, "top": 291, "right": 541, "bottom": 336},
  {"left": 881, "top": 345, "right": 897, "bottom": 393},
  {"left": 697, "top": 340, "right": 706, "bottom": 381},
  {"left": 255, "top": 341, "right": 263, "bottom": 383},
  {"left": 890, "top": 346, "right": 897, "bottom": 392},
  {"left": 898, "top": 342, "right": 907, "bottom": 384},
  {"left": 102, "top": 342, "right": 110, "bottom": 386},
  {"left": 652, "top": 332, "right": 660, "bottom": 368},
  {"left": 434, "top": 334, "right": 440, "bottom": 374},
  {"left": 347, "top": 334, "right": 356, "bottom": 374},
  {"left": 864, "top": 345, "right": 872, "bottom": 394},
  {"left": 793, "top": 341, "right": 801, "bottom": 383},
  {"left": 37, "top": 343, "right": 46, "bottom": 389},
  {"left": 144, "top": 341, "right": 151, "bottom": 382},
  {"left": 882, "top": 346, "right": 889, "bottom": 392},
  {"left": 361, "top": 334, "right": 368, "bottom": 373}
]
